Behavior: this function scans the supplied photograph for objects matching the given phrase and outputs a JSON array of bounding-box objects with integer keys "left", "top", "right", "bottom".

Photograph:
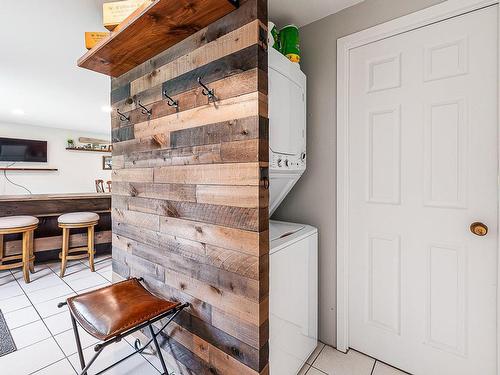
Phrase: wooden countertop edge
[{"left": 0, "top": 193, "right": 111, "bottom": 202}]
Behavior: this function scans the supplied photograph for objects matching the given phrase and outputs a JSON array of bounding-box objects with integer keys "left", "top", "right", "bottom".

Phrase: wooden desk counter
[{"left": 0, "top": 193, "right": 111, "bottom": 260}]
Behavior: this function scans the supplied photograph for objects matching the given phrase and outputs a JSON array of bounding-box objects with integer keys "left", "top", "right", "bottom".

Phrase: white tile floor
[
  {"left": 299, "top": 343, "right": 410, "bottom": 375},
  {"left": 0, "top": 255, "right": 162, "bottom": 375},
  {"left": 0, "top": 255, "right": 410, "bottom": 375}
]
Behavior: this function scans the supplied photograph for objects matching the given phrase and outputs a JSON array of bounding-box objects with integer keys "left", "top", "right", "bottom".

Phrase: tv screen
[{"left": 0, "top": 138, "right": 47, "bottom": 162}]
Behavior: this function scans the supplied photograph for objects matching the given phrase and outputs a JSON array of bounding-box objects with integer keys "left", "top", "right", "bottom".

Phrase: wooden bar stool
[
  {"left": 58, "top": 212, "right": 99, "bottom": 277},
  {"left": 0, "top": 216, "right": 39, "bottom": 283}
]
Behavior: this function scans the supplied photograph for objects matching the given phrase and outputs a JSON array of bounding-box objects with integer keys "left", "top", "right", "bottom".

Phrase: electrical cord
[{"left": 3, "top": 162, "right": 32, "bottom": 194}]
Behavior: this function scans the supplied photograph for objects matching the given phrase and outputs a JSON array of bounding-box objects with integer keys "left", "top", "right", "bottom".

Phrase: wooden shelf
[
  {"left": 0, "top": 168, "right": 58, "bottom": 171},
  {"left": 66, "top": 148, "right": 111, "bottom": 153},
  {"left": 77, "top": 0, "right": 239, "bottom": 77}
]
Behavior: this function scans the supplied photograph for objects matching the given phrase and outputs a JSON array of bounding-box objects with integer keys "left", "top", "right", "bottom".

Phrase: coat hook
[
  {"left": 197, "top": 77, "right": 217, "bottom": 102},
  {"left": 163, "top": 90, "right": 179, "bottom": 109},
  {"left": 138, "top": 101, "right": 152, "bottom": 117},
  {"left": 116, "top": 108, "right": 130, "bottom": 122}
]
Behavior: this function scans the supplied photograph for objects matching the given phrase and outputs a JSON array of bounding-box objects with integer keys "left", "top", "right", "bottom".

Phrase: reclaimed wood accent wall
[
  {"left": 110, "top": 1, "right": 269, "bottom": 374},
  {"left": 0, "top": 195, "right": 111, "bottom": 260}
]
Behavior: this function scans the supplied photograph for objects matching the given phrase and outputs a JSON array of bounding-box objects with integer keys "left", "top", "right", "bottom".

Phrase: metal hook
[
  {"left": 137, "top": 101, "right": 152, "bottom": 117},
  {"left": 116, "top": 108, "right": 130, "bottom": 122},
  {"left": 163, "top": 90, "right": 179, "bottom": 109},
  {"left": 197, "top": 77, "right": 216, "bottom": 102}
]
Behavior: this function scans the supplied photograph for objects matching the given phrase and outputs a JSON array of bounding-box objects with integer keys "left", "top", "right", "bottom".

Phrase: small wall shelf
[
  {"left": 77, "top": 0, "right": 239, "bottom": 77},
  {"left": 66, "top": 148, "right": 111, "bottom": 153},
  {"left": 0, "top": 168, "right": 58, "bottom": 171}
]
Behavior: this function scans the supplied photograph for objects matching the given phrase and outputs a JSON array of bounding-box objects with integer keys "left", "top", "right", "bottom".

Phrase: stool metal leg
[
  {"left": 149, "top": 324, "right": 169, "bottom": 375},
  {"left": 71, "top": 313, "right": 87, "bottom": 375},
  {"left": 22, "top": 231, "right": 30, "bottom": 283}
]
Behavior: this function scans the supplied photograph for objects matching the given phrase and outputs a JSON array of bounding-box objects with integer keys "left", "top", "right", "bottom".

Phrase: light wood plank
[{"left": 154, "top": 163, "right": 260, "bottom": 186}]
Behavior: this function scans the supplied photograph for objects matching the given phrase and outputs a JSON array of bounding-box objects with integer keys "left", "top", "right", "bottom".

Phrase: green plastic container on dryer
[
  {"left": 280, "top": 24, "right": 300, "bottom": 63},
  {"left": 268, "top": 21, "right": 280, "bottom": 51}
]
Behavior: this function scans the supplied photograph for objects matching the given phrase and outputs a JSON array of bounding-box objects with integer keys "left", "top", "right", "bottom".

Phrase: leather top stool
[
  {"left": 58, "top": 212, "right": 99, "bottom": 277},
  {"left": 59, "top": 278, "right": 189, "bottom": 375},
  {"left": 0, "top": 215, "right": 39, "bottom": 283}
]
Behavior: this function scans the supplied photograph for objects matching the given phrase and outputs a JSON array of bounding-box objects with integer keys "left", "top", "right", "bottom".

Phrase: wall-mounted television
[{"left": 0, "top": 137, "right": 48, "bottom": 162}]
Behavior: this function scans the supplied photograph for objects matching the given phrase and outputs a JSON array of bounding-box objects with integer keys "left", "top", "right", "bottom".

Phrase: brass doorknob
[{"left": 470, "top": 222, "right": 488, "bottom": 236}]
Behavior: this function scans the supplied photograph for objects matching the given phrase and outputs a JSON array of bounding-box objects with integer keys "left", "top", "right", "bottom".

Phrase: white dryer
[{"left": 268, "top": 48, "right": 307, "bottom": 215}]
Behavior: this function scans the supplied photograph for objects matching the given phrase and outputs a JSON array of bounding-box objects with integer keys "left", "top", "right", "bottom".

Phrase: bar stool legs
[
  {"left": 60, "top": 226, "right": 69, "bottom": 278},
  {"left": 0, "top": 216, "right": 39, "bottom": 284},
  {"left": 88, "top": 225, "right": 95, "bottom": 272},
  {"left": 59, "top": 221, "right": 98, "bottom": 278}
]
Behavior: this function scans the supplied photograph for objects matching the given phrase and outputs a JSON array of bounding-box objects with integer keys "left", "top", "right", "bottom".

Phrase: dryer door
[{"left": 269, "top": 66, "right": 305, "bottom": 156}]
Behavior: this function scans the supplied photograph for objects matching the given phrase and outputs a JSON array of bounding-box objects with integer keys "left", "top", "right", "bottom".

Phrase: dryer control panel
[{"left": 270, "top": 150, "right": 306, "bottom": 171}]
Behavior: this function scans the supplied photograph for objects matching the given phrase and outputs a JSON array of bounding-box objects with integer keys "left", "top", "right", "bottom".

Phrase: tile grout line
[
  {"left": 308, "top": 344, "right": 328, "bottom": 374},
  {"left": 10, "top": 266, "right": 75, "bottom": 375},
  {"left": 371, "top": 360, "right": 377, "bottom": 375},
  {"left": 310, "top": 343, "right": 326, "bottom": 365}
]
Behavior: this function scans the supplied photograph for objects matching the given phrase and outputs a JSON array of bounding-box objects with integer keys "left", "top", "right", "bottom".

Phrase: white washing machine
[
  {"left": 268, "top": 47, "right": 318, "bottom": 374},
  {"left": 269, "top": 220, "right": 318, "bottom": 375}
]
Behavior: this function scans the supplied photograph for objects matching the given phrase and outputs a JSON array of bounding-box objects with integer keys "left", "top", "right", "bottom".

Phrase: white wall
[
  {"left": 272, "top": 0, "right": 445, "bottom": 346},
  {"left": 0, "top": 122, "right": 111, "bottom": 195}
]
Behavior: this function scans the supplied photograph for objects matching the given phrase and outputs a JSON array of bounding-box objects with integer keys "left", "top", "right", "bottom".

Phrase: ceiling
[
  {"left": 0, "top": 0, "right": 110, "bottom": 134},
  {"left": 269, "top": 0, "right": 365, "bottom": 27},
  {"left": 0, "top": 0, "right": 362, "bottom": 134}
]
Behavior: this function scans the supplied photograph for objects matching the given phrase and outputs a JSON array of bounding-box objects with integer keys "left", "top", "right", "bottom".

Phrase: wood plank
[
  {"left": 134, "top": 91, "right": 261, "bottom": 139},
  {"left": 130, "top": 20, "right": 263, "bottom": 95},
  {"left": 112, "top": 208, "right": 160, "bottom": 231},
  {"left": 196, "top": 185, "right": 266, "bottom": 208},
  {"left": 159, "top": 216, "right": 265, "bottom": 256},
  {"left": 78, "top": 0, "right": 238, "bottom": 77},
  {"left": 112, "top": 137, "right": 163, "bottom": 156},
  {"left": 111, "top": 167, "right": 153, "bottom": 182},
  {"left": 112, "top": 182, "right": 197, "bottom": 202},
  {"left": 154, "top": 162, "right": 260, "bottom": 186},
  {"left": 170, "top": 116, "right": 265, "bottom": 148}
]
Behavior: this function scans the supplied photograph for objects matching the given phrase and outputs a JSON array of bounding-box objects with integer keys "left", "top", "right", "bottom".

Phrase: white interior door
[{"left": 347, "top": 6, "right": 498, "bottom": 375}]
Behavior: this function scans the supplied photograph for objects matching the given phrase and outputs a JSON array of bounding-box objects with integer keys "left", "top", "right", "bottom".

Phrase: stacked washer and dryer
[{"left": 267, "top": 47, "right": 318, "bottom": 374}]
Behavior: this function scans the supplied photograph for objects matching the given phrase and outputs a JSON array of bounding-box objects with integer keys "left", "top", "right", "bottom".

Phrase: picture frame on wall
[{"left": 102, "top": 155, "right": 112, "bottom": 170}]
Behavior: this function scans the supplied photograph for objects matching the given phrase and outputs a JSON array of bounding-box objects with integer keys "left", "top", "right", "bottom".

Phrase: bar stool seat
[
  {"left": 0, "top": 216, "right": 39, "bottom": 283},
  {"left": 58, "top": 212, "right": 99, "bottom": 277},
  {"left": 0, "top": 215, "right": 39, "bottom": 229},
  {"left": 58, "top": 212, "right": 99, "bottom": 225},
  {"left": 68, "top": 279, "right": 180, "bottom": 341}
]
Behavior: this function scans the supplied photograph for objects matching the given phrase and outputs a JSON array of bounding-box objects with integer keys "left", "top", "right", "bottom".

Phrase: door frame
[{"left": 336, "top": 0, "right": 500, "bottom": 369}]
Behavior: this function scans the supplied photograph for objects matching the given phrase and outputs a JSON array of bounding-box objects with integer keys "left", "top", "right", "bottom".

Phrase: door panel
[{"left": 348, "top": 6, "right": 498, "bottom": 375}]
